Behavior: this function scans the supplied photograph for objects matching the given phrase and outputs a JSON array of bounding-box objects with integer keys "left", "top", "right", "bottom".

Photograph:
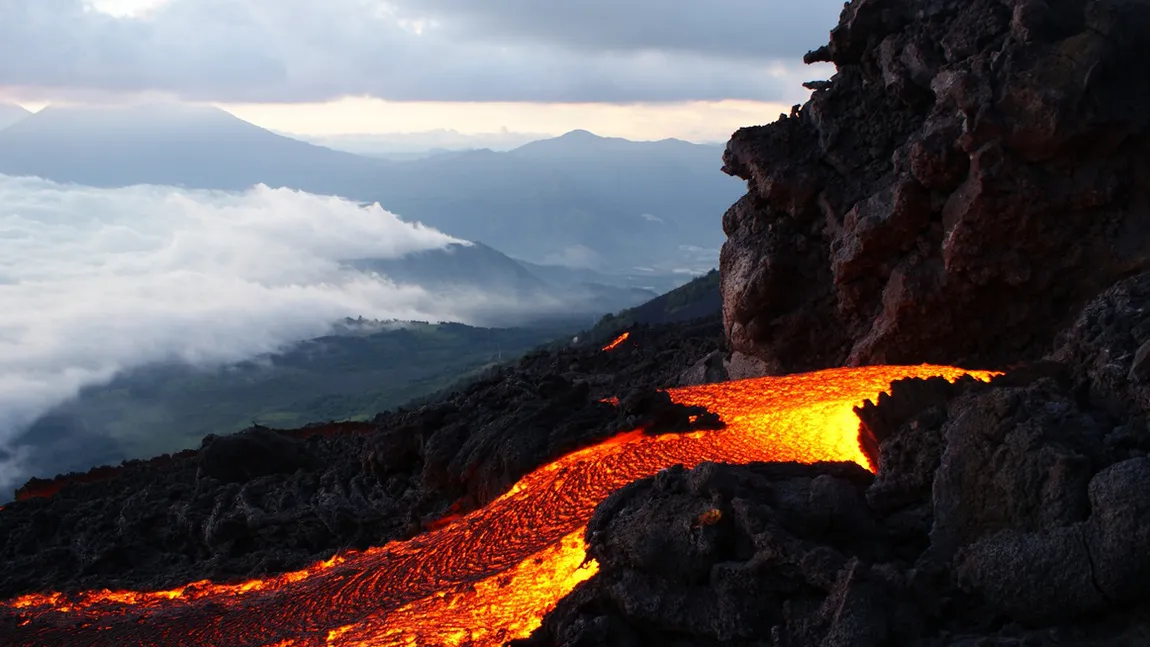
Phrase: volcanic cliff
[
  {"left": 720, "top": 0, "right": 1150, "bottom": 374},
  {"left": 2, "top": 0, "right": 1150, "bottom": 645}
]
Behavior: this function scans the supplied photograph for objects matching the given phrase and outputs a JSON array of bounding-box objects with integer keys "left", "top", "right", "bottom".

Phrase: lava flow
[
  {"left": 600, "top": 331, "right": 630, "bottom": 351},
  {"left": 0, "top": 365, "right": 995, "bottom": 647}
]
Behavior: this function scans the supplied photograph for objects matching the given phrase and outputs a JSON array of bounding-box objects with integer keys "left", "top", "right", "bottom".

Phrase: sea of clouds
[{"left": 0, "top": 174, "right": 511, "bottom": 492}]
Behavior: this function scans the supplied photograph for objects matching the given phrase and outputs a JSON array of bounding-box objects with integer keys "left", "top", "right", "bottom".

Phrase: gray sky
[
  {"left": 393, "top": 1, "right": 839, "bottom": 60},
  {"left": 0, "top": 0, "right": 842, "bottom": 104}
]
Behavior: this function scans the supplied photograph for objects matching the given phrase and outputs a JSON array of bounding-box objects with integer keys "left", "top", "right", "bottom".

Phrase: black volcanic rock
[
  {"left": 0, "top": 316, "right": 723, "bottom": 597},
  {"left": 1050, "top": 270, "right": 1150, "bottom": 414},
  {"left": 518, "top": 461, "right": 916, "bottom": 647},
  {"left": 720, "top": 0, "right": 1150, "bottom": 373},
  {"left": 524, "top": 272, "right": 1150, "bottom": 647},
  {"left": 199, "top": 427, "right": 317, "bottom": 483}
]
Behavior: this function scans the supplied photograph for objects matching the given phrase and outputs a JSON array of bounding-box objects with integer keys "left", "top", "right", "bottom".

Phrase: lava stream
[
  {"left": 0, "top": 365, "right": 994, "bottom": 647},
  {"left": 600, "top": 332, "right": 630, "bottom": 352}
]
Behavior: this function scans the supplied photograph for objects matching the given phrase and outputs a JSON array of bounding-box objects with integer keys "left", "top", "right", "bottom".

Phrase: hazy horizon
[{"left": 2, "top": 101, "right": 731, "bottom": 149}]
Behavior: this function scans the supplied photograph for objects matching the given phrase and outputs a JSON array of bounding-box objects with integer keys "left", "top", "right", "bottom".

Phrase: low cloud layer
[
  {"left": 0, "top": 174, "right": 493, "bottom": 490},
  {"left": 0, "top": 0, "right": 843, "bottom": 104}
]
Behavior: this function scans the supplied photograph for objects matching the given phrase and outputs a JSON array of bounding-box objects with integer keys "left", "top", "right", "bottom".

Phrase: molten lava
[
  {"left": 601, "top": 331, "right": 630, "bottom": 351},
  {"left": 0, "top": 365, "right": 994, "bottom": 647}
]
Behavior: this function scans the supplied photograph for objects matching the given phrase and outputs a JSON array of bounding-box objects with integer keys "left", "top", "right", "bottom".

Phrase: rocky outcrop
[
  {"left": 720, "top": 0, "right": 1150, "bottom": 372},
  {"left": 522, "top": 272, "right": 1150, "bottom": 646},
  {"left": 0, "top": 317, "right": 724, "bottom": 597}
]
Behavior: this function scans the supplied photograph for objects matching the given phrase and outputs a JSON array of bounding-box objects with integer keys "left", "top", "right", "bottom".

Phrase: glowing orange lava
[
  {"left": 0, "top": 365, "right": 995, "bottom": 647},
  {"left": 601, "top": 332, "right": 630, "bottom": 351}
]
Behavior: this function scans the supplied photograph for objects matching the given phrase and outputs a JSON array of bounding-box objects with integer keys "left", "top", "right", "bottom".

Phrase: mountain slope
[
  {"left": 515, "top": 260, "right": 690, "bottom": 296},
  {"left": 0, "top": 103, "right": 31, "bottom": 131},
  {"left": 351, "top": 242, "right": 548, "bottom": 295},
  {"left": 0, "top": 103, "right": 385, "bottom": 193},
  {"left": 348, "top": 242, "right": 657, "bottom": 323},
  {"left": 8, "top": 320, "right": 584, "bottom": 492},
  {"left": 371, "top": 132, "right": 740, "bottom": 269},
  {"left": 589, "top": 269, "right": 721, "bottom": 340}
]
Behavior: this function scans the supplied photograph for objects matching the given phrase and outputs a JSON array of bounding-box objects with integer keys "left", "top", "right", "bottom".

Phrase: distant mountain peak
[
  {"left": 558, "top": 129, "right": 602, "bottom": 139},
  {"left": 0, "top": 102, "right": 31, "bottom": 114},
  {"left": 0, "top": 100, "right": 380, "bottom": 192},
  {"left": 0, "top": 103, "right": 32, "bottom": 131},
  {"left": 25, "top": 102, "right": 256, "bottom": 132},
  {"left": 508, "top": 128, "right": 715, "bottom": 159}
]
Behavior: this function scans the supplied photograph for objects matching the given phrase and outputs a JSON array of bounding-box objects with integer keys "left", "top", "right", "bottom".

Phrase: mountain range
[
  {"left": 0, "top": 103, "right": 741, "bottom": 273},
  {"left": 295, "top": 129, "right": 552, "bottom": 158}
]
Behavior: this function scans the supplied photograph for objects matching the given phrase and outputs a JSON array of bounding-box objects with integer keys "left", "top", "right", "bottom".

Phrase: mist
[{"left": 0, "top": 174, "right": 513, "bottom": 492}]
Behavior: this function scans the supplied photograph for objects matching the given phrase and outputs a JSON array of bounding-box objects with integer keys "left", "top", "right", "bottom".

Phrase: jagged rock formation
[
  {"left": 522, "top": 272, "right": 1150, "bottom": 646},
  {"left": 0, "top": 318, "right": 723, "bottom": 597},
  {"left": 720, "top": 0, "right": 1150, "bottom": 373}
]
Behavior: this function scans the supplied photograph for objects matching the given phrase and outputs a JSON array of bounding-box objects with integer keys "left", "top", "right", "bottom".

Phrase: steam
[{"left": 0, "top": 174, "right": 491, "bottom": 491}]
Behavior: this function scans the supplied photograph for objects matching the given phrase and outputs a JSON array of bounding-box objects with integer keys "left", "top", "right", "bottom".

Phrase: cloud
[
  {"left": 539, "top": 245, "right": 605, "bottom": 270},
  {"left": 388, "top": 0, "right": 842, "bottom": 60},
  {"left": 0, "top": 0, "right": 842, "bottom": 104},
  {"left": 0, "top": 174, "right": 504, "bottom": 489},
  {"left": 0, "top": 445, "right": 30, "bottom": 498}
]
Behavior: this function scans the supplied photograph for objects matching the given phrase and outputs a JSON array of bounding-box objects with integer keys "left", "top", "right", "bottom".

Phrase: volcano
[
  {"left": 5, "top": 0, "right": 1150, "bottom": 643},
  {"left": 0, "top": 364, "right": 993, "bottom": 646}
]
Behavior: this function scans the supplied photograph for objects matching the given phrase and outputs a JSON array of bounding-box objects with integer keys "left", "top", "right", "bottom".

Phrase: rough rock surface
[
  {"left": 0, "top": 317, "right": 724, "bottom": 597},
  {"left": 521, "top": 272, "right": 1150, "bottom": 646},
  {"left": 720, "top": 0, "right": 1150, "bottom": 372}
]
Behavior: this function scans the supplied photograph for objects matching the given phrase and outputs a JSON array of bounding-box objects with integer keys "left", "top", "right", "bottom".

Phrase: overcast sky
[{"left": 0, "top": 0, "right": 842, "bottom": 139}]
